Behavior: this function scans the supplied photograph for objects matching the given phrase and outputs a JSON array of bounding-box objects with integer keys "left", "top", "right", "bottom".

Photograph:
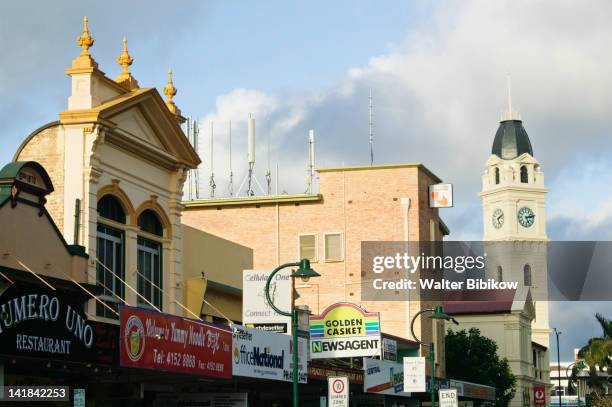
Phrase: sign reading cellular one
[
  {"left": 309, "top": 303, "right": 381, "bottom": 359},
  {"left": 119, "top": 306, "right": 232, "bottom": 378},
  {"left": 242, "top": 269, "right": 292, "bottom": 334}
]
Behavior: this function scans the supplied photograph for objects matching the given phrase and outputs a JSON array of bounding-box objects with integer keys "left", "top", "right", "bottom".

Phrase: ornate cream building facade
[{"left": 13, "top": 17, "right": 201, "bottom": 320}]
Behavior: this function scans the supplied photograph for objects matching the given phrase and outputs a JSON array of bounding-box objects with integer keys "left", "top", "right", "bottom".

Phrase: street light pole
[
  {"left": 264, "top": 259, "right": 320, "bottom": 407},
  {"left": 554, "top": 328, "right": 562, "bottom": 407},
  {"left": 410, "top": 306, "right": 459, "bottom": 407}
]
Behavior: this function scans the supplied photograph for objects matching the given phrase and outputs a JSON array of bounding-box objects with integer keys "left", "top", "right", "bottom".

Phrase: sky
[{"left": 1, "top": 0, "right": 611, "bottom": 361}]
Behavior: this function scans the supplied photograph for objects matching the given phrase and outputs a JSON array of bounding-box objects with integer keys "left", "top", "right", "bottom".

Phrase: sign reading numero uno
[{"left": 328, "top": 377, "right": 349, "bottom": 407}]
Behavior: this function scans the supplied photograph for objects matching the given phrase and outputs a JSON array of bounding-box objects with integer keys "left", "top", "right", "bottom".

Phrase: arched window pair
[{"left": 96, "top": 195, "right": 164, "bottom": 318}]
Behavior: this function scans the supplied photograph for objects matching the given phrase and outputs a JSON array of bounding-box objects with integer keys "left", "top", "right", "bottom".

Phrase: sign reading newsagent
[
  {"left": 232, "top": 325, "right": 307, "bottom": 383},
  {"left": 309, "top": 303, "right": 381, "bottom": 359},
  {"left": 120, "top": 306, "right": 232, "bottom": 379}
]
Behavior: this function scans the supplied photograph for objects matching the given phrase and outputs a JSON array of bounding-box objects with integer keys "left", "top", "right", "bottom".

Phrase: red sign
[
  {"left": 534, "top": 386, "right": 546, "bottom": 405},
  {"left": 119, "top": 306, "right": 232, "bottom": 379}
]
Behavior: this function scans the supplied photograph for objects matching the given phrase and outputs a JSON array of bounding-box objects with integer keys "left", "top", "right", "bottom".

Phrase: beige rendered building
[
  {"left": 12, "top": 17, "right": 247, "bottom": 323},
  {"left": 448, "top": 103, "right": 551, "bottom": 407},
  {"left": 182, "top": 163, "right": 450, "bottom": 377}
]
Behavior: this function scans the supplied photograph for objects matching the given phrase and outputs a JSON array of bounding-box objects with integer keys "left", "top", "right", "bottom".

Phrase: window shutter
[
  {"left": 299, "top": 235, "right": 316, "bottom": 261},
  {"left": 325, "top": 233, "right": 343, "bottom": 261}
]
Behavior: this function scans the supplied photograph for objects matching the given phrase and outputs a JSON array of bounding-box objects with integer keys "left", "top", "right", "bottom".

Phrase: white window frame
[
  {"left": 324, "top": 232, "right": 344, "bottom": 262},
  {"left": 298, "top": 233, "right": 318, "bottom": 262},
  {"left": 137, "top": 231, "right": 164, "bottom": 311}
]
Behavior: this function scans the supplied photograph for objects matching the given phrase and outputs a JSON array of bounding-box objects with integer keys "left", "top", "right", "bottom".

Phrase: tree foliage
[
  {"left": 577, "top": 313, "right": 612, "bottom": 395},
  {"left": 446, "top": 328, "right": 516, "bottom": 407}
]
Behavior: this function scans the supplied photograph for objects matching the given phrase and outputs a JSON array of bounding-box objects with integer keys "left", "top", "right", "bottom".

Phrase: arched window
[
  {"left": 137, "top": 209, "right": 163, "bottom": 309},
  {"left": 520, "top": 165, "right": 528, "bottom": 183},
  {"left": 138, "top": 209, "right": 163, "bottom": 236},
  {"left": 96, "top": 195, "right": 126, "bottom": 319},
  {"left": 495, "top": 167, "right": 500, "bottom": 184},
  {"left": 97, "top": 195, "right": 126, "bottom": 223},
  {"left": 524, "top": 264, "right": 532, "bottom": 286},
  {"left": 497, "top": 265, "right": 503, "bottom": 282}
]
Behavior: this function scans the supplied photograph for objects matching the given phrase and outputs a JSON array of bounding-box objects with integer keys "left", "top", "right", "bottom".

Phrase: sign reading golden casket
[{"left": 309, "top": 302, "right": 381, "bottom": 359}]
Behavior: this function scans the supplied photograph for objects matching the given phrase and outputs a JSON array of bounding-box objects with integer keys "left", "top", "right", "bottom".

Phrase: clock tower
[{"left": 480, "top": 89, "right": 550, "bottom": 350}]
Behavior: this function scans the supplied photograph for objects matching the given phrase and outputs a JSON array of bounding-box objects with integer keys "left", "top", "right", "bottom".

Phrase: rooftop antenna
[
  {"left": 502, "top": 75, "right": 521, "bottom": 121},
  {"left": 306, "top": 129, "right": 315, "bottom": 193},
  {"left": 369, "top": 88, "right": 374, "bottom": 165},
  {"left": 237, "top": 113, "right": 266, "bottom": 196},
  {"left": 186, "top": 117, "right": 192, "bottom": 200},
  {"left": 228, "top": 120, "right": 234, "bottom": 196},
  {"left": 209, "top": 121, "right": 216, "bottom": 198},
  {"left": 193, "top": 119, "right": 200, "bottom": 199},
  {"left": 265, "top": 117, "right": 272, "bottom": 195}
]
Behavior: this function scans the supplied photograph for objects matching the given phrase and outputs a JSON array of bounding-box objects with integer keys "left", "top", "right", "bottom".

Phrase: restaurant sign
[
  {"left": 0, "top": 284, "right": 117, "bottom": 364},
  {"left": 309, "top": 303, "right": 381, "bottom": 359},
  {"left": 119, "top": 306, "right": 232, "bottom": 379}
]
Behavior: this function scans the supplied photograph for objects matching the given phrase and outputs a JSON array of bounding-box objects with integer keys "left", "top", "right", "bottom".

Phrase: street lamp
[
  {"left": 264, "top": 259, "right": 320, "bottom": 407},
  {"left": 566, "top": 360, "right": 586, "bottom": 407},
  {"left": 554, "top": 328, "right": 562, "bottom": 407},
  {"left": 411, "top": 306, "right": 459, "bottom": 407}
]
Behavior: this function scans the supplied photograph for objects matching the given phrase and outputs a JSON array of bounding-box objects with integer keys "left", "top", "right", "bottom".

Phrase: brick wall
[{"left": 15, "top": 125, "right": 65, "bottom": 230}]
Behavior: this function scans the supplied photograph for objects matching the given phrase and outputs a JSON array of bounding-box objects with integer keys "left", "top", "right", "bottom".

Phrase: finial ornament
[
  {"left": 164, "top": 69, "right": 179, "bottom": 115},
  {"left": 502, "top": 74, "right": 521, "bottom": 121},
  {"left": 76, "top": 16, "right": 95, "bottom": 56},
  {"left": 114, "top": 36, "right": 139, "bottom": 90},
  {"left": 117, "top": 37, "right": 134, "bottom": 74}
]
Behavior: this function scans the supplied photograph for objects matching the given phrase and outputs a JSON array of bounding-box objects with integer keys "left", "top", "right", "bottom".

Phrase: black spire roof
[{"left": 491, "top": 119, "right": 533, "bottom": 159}]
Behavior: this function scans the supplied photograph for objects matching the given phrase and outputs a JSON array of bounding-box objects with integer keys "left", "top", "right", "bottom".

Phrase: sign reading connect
[{"left": 309, "top": 303, "right": 381, "bottom": 359}]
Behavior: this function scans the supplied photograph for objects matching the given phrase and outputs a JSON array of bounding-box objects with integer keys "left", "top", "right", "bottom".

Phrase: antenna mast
[
  {"left": 193, "top": 119, "right": 200, "bottom": 199},
  {"left": 306, "top": 129, "right": 315, "bottom": 193},
  {"left": 369, "top": 88, "right": 374, "bottom": 165},
  {"left": 209, "top": 121, "right": 216, "bottom": 198},
  {"left": 236, "top": 113, "right": 266, "bottom": 197},
  {"left": 228, "top": 120, "right": 234, "bottom": 196},
  {"left": 186, "top": 118, "right": 192, "bottom": 199},
  {"left": 265, "top": 117, "right": 272, "bottom": 195}
]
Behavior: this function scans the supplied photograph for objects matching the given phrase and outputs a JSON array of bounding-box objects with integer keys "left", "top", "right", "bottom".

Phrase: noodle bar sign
[
  {"left": 120, "top": 306, "right": 232, "bottom": 379},
  {"left": 0, "top": 284, "right": 117, "bottom": 364}
]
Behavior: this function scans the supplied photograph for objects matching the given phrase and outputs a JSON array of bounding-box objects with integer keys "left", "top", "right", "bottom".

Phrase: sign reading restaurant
[
  {"left": 0, "top": 284, "right": 117, "bottom": 363},
  {"left": 120, "top": 306, "right": 232, "bottom": 379},
  {"left": 309, "top": 302, "right": 381, "bottom": 359}
]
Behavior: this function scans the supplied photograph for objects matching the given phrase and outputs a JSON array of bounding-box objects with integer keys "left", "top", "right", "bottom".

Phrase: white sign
[
  {"left": 429, "top": 183, "right": 453, "bottom": 208},
  {"left": 403, "top": 357, "right": 426, "bottom": 392},
  {"left": 328, "top": 376, "right": 349, "bottom": 407},
  {"left": 364, "top": 358, "right": 411, "bottom": 397},
  {"left": 243, "top": 269, "right": 292, "bottom": 333},
  {"left": 156, "top": 393, "right": 247, "bottom": 407},
  {"left": 232, "top": 325, "right": 307, "bottom": 383},
  {"left": 382, "top": 338, "right": 398, "bottom": 362},
  {"left": 439, "top": 388, "right": 458, "bottom": 407}
]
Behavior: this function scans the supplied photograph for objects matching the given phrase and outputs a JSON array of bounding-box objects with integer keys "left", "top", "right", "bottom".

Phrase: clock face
[
  {"left": 492, "top": 208, "right": 504, "bottom": 229},
  {"left": 517, "top": 207, "right": 535, "bottom": 228}
]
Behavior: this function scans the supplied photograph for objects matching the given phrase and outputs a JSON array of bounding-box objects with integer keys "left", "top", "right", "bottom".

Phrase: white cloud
[{"left": 196, "top": 0, "right": 612, "bottom": 242}]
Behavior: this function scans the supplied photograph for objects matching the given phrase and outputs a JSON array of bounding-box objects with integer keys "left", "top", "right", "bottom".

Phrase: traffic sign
[{"left": 328, "top": 377, "right": 349, "bottom": 407}]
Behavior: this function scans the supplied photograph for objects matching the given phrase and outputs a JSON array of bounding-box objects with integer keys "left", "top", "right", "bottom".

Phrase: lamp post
[
  {"left": 410, "top": 306, "right": 459, "bottom": 407},
  {"left": 554, "top": 328, "right": 562, "bottom": 407},
  {"left": 566, "top": 360, "right": 586, "bottom": 407},
  {"left": 264, "top": 259, "right": 320, "bottom": 407}
]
